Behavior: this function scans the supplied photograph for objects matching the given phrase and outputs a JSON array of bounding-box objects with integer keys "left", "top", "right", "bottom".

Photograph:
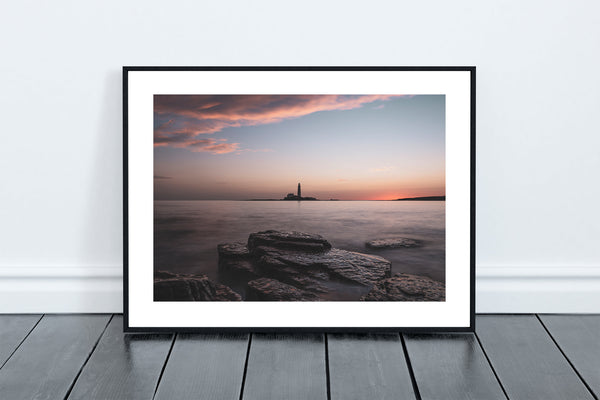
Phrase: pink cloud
[
  {"left": 177, "top": 138, "right": 240, "bottom": 154},
  {"left": 201, "top": 142, "right": 240, "bottom": 154},
  {"left": 154, "top": 95, "right": 403, "bottom": 152}
]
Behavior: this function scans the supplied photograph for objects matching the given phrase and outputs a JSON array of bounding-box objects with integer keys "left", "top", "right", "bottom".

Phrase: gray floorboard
[
  {"left": 0, "top": 314, "right": 41, "bottom": 368},
  {"left": 476, "top": 315, "right": 594, "bottom": 400},
  {"left": 242, "top": 333, "right": 328, "bottom": 400},
  {"left": 0, "top": 314, "right": 111, "bottom": 400},
  {"left": 66, "top": 315, "right": 173, "bottom": 400},
  {"left": 1, "top": 314, "right": 599, "bottom": 399},
  {"left": 404, "top": 333, "right": 506, "bottom": 400},
  {"left": 328, "top": 333, "right": 416, "bottom": 400},
  {"left": 154, "top": 333, "right": 249, "bottom": 400},
  {"left": 539, "top": 314, "right": 600, "bottom": 398}
]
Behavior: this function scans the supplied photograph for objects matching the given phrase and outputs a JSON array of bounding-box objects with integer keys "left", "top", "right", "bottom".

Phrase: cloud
[
  {"left": 186, "top": 138, "right": 240, "bottom": 154},
  {"left": 155, "top": 95, "right": 400, "bottom": 127},
  {"left": 154, "top": 95, "right": 402, "bottom": 152}
]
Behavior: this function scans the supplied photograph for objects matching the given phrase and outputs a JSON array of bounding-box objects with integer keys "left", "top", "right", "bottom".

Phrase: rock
[
  {"left": 247, "top": 230, "right": 331, "bottom": 253},
  {"left": 361, "top": 274, "right": 445, "bottom": 301},
  {"left": 219, "top": 258, "right": 260, "bottom": 280},
  {"left": 154, "top": 272, "right": 241, "bottom": 301},
  {"left": 217, "top": 242, "right": 251, "bottom": 258},
  {"left": 216, "top": 230, "right": 393, "bottom": 300},
  {"left": 154, "top": 270, "right": 179, "bottom": 280},
  {"left": 365, "top": 238, "right": 422, "bottom": 249},
  {"left": 217, "top": 242, "right": 260, "bottom": 279},
  {"left": 246, "top": 278, "right": 319, "bottom": 301},
  {"left": 254, "top": 246, "right": 391, "bottom": 288}
]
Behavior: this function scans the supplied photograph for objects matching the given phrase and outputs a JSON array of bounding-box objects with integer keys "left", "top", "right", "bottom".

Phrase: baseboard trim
[
  {"left": 0, "top": 266, "right": 123, "bottom": 313},
  {"left": 476, "top": 266, "right": 600, "bottom": 313},
  {"left": 0, "top": 266, "right": 598, "bottom": 313}
]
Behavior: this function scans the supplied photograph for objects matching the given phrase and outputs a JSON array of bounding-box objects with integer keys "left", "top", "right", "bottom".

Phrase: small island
[{"left": 282, "top": 183, "right": 317, "bottom": 201}]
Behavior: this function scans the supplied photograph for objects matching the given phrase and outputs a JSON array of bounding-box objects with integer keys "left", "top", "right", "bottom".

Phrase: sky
[{"left": 154, "top": 95, "right": 445, "bottom": 200}]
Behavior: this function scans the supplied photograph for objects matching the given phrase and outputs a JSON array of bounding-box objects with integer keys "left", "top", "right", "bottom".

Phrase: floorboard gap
[
  {"left": 238, "top": 333, "right": 253, "bottom": 400},
  {"left": 400, "top": 333, "right": 422, "bottom": 400},
  {"left": 324, "top": 334, "right": 331, "bottom": 400},
  {"left": 63, "top": 314, "right": 114, "bottom": 400},
  {"left": 535, "top": 315, "right": 598, "bottom": 400},
  {"left": 152, "top": 333, "right": 177, "bottom": 400},
  {"left": 0, "top": 314, "right": 44, "bottom": 371},
  {"left": 474, "top": 331, "right": 510, "bottom": 400}
]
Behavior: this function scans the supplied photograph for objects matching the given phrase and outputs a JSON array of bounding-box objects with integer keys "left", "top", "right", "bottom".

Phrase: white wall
[{"left": 1, "top": 0, "right": 599, "bottom": 312}]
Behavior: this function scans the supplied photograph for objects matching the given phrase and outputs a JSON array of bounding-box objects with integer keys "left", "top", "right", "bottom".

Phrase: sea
[{"left": 154, "top": 200, "right": 446, "bottom": 294}]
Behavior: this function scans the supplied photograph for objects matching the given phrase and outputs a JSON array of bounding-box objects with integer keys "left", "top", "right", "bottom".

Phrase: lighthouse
[{"left": 283, "top": 182, "right": 316, "bottom": 200}]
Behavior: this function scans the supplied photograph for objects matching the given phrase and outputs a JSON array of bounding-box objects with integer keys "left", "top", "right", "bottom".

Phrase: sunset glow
[{"left": 154, "top": 95, "right": 445, "bottom": 200}]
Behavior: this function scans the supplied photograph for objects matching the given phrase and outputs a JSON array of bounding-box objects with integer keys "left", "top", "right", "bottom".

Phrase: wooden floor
[{"left": 0, "top": 315, "right": 598, "bottom": 399}]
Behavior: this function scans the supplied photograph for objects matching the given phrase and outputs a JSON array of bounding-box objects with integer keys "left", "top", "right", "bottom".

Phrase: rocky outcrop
[
  {"left": 248, "top": 230, "right": 332, "bottom": 252},
  {"left": 154, "top": 272, "right": 241, "bottom": 301},
  {"left": 214, "top": 230, "right": 444, "bottom": 302},
  {"left": 218, "top": 230, "right": 391, "bottom": 298},
  {"left": 365, "top": 238, "right": 422, "bottom": 249},
  {"left": 361, "top": 273, "right": 445, "bottom": 301},
  {"left": 246, "top": 278, "right": 319, "bottom": 301},
  {"left": 253, "top": 246, "right": 391, "bottom": 288}
]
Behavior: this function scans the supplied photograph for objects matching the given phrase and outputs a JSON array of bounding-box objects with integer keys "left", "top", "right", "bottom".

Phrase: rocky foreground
[
  {"left": 155, "top": 230, "right": 445, "bottom": 302},
  {"left": 154, "top": 271, "right": 241, "bottom": 301},
  {"left": 361, "top": 273, "right": 445, "bottom": 301}
]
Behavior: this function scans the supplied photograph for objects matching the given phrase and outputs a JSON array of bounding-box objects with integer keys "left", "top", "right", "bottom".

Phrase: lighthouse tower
[{"left": 297, "top": 183, "right": 301, "bottom": 198}]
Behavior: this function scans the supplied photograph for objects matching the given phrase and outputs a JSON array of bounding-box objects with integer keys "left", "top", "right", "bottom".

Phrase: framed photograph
[{"left": 123, "top": 67, "right": 475, "bottom": 332}]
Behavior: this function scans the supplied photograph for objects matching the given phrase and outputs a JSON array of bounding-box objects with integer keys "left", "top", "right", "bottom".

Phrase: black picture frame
[{"left": 123, "top": 66, "right": 476, "bottom": 333}]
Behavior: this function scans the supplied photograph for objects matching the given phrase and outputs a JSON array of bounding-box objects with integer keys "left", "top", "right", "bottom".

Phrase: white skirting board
[
  {"left": 476, "top": 266, "right": 600, "bottom": 313},
  {"left": 0, "top": 266, "right": 598, "bottom": 313},
  {"left": 0, "top": 267, "right": 123, "bottom": 314}
]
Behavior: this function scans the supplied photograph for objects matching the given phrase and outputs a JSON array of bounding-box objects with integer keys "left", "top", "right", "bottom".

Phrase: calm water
[{"left": 154, "top": 200, "right": 445, "bottom": 287}]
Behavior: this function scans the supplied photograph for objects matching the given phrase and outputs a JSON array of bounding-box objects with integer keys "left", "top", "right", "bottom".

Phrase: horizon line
[{"left": 154, "top": 198, "right": 446, "bottom": 202}]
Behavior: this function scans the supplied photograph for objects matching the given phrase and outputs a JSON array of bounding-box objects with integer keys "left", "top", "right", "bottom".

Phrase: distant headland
[{"left": 395, "top": 196, "right": 445, "bottom": 201}]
